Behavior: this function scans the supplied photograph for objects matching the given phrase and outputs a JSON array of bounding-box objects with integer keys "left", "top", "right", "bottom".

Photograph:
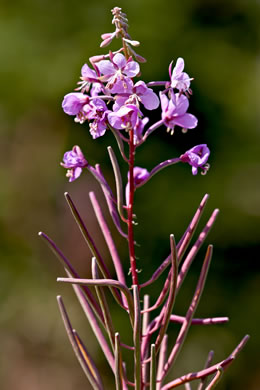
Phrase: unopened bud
[
  {"left": 89, "top": 55, "right": 105, "bottom": 64},
  {"left": 123, "top": 38, "right": 140, "bottom": 47},
  {"left": 101, "top": 33, "right": 113, "bottom": 40},
  {"left": 134, "top": 53, "right": 147, "bottom": 63},
  {"left": 100, "top": 36, "right": 114, "bottom": 48}
]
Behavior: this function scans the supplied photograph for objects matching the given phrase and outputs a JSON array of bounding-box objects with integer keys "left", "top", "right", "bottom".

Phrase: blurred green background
[{"left": 0, "top": 0, "right": 259, "bottom": 388}]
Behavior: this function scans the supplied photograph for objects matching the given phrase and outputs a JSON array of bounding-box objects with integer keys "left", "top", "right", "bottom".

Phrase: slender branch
[
  {"left": 147, "top": 81, "right": 167, "bottom": 87},
  {"left": 177, "top": 194, "right": 209, "bottom": 262},
  {"left": 160, "top": 245, "right": 213, "bottom": 380},
  {"left": 197, "top": 351, "right": 215, "bottom": 390},
  {"left": 142, "top": 295, "right": 151, "bottom": 385},
  {"left": 73, "top": 330, "right": 104, "bottom": 389},
  {"left": 142, "top": 120, "right": 164, "bottom": 142},
  {"left": 115, "top": 332, "right": 124, "bottom": 390},
  {"left": 156, "top": 335, "right": 168, "bottom": 390},
  {"left": 135, "top": 158, "right": 181, "bottom": 189},
  {"left": 92, "top": 258, "right": 116, "bottom": 351},
  {"left": 64, "top": 192, "right": 124, "bottom": 308},
  {"left": 57, "top": 295, "right": 103, "bottom": 390},
  {"left": 176, "top": 210, "right": 219, "bottom": 293},
  {"left": 66, "top": 270, "right": 115, "bottom": 373},
  {"left": 89, "top": 191, "right": 128, "bottom": 309},
  {"left": 57, "top": 276, "right": 135, "bottom": 326},
  {"left": 155, "top": 235, "right": 178, "bottom": 354},
  {"left": 108, "top": 145, "right": 126, "bottom": 219},
  {"left": 140, "top": 194, "right": 210, "bottom": 289},
  {"left": 150, "top": 344, "right": 156, "bottom": 390},
  {"left": 64, "top": 192, "right": 111, "bottom": 278},
  {"left": 94, "top": 164, "right": 128, "bottom": 238},
  {"left": 170, "top": 316, "right": 229, "bottom": 326},
  {"left": 109, "top": 124, "right": 129, "bottom": 162},
  {"left": 160, "top": 335, "right": 249, "bottom": 389},
  {"left": 141, "top": 273, "right": 170, "bottom": 314},
  {"left": 205, "top": 367, "right": 223, "bottom": 390},
  {"left": 38, "top": 231, "right": 104, "bottom": 323}
]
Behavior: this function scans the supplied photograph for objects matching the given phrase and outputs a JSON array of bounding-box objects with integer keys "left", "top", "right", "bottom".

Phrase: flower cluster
[
  {"left": 40, "top": 7, "right": 249, "bottom": 390},
  {"left": 61, "top": 6, "right": 209, "bottom": 184}
]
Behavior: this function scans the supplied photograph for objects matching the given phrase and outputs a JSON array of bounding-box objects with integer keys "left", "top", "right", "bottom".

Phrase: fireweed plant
[{"left": 39, "top": 7, "right": 249, "bottom": 390}]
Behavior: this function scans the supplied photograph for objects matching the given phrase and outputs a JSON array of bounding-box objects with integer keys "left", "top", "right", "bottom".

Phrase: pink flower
[
  {"left": 160, "top": 92, "right": 198, "bottom": 131},
  {"left": 79, "top": 64, "right": 103, "bottom": 96},
  {"left": 83, "top": 98, "right": 110, "bottom": 139},
  {"left": 180, "top": 144, "right": 210, "bottom": 175},
  {"left": 113, "top": 80, "right": 159, "bottom": 111},
  {"left": 169, "top": 58, "right": 193, "bottom": 93},
  {"left": 96, "top": 53, "right": 140, "bottom": 93},
  {"left": 62, "top": 93, "right": 89, "bottom": 116},
  {"left": 108, "top": 104, "right": 141, "bottom": 131},
  {"left": 61, "top": 145, "right": 88, "bottom": 181}
]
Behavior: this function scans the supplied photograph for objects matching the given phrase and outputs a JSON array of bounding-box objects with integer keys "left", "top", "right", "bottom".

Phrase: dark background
[{"left": 0, "top": 0, "right": 259, "bottom": 389}]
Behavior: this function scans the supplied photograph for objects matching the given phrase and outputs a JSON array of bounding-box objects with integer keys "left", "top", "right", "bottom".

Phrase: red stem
[{"left": 127, "top": 128, "right": 139, "bottom": 287}]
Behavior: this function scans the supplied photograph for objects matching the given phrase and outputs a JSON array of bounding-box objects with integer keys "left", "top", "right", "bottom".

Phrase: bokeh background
[{"left": 0, "top": 0, "right": 259, "bottom": 388}]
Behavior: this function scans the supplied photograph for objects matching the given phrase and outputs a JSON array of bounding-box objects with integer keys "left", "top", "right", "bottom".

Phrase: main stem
[{"left": 127, "top": 128, "right": 139, "bottom": 288}]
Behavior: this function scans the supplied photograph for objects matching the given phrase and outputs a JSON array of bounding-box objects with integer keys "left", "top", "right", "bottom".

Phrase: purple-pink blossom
[
  {"left": 108, "top": 104, "right": 141, "bottom": 131},
  {"left": 82, "top": 98, "right": 110, "bottom": 139},
  {"left": 180, "top": 144, "right": 210, "bottom": 175},
  {"left": 61, "top": 145, "right": 88, "bottom": 182},
  {"left": 62, "top": 93, "right": 89, "bottom": 116},
  {"left": 169, "top": 58, "right": 192, "bottom": 93},
  {"left": 113, "top": 80, "right": 159, "bottom": 111},
  {"left": 125, "top": 167, "right": 150, "bottom": 205},
  {"left": 96, "top": 52, "right": 140, "bottom": 93},
  {"left": 80, "top": 63, "right": 103, "bottom": 96},
  {"left": 160, "top": 92, "right": 198, "bottom": 131}
]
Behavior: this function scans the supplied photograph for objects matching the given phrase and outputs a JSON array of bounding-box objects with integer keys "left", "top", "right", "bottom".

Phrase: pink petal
[
  {"left": 73, "top": 167, "right": 83, "bottom": 181},
  {"left": 96, "top": 60, "right": 115, "bottom": 76},
  {"left": 172, "top": 57, "right": 185, "bottom": 77},
  {"left": 110, "top": 77, "right": 133, "bottom": 94},
  {"left": 134, "top": 80, "right": 147, "bottom": 95},
  {"left": 81, "top": 64, "right": 97, "bottom": 80},
  {"left": 160, "top": 93, "right": 169, "bottom": 113},
  {"left": 113, "top": 96, "right": 128, "bottom": 111},
  {"left": 62, "top": 93, "right": 88, "bottom": 115},
  {"left": 171, "top": 113, "right": 198, "bottom": 129},
  {"left": 113, "top": 53, "right": 127, "bottom": 69},
  {"left": 141, "top": 89, "right": 159, "bottom": 110},
  {"left": 108, "top": 112, "right": 124, "bottom": 129},
  {"left": 176, "top": 94, "right": 189, "bottom": 115},
  {"left": 124, "top": 60, "right": 140, "bottom": 77}
]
